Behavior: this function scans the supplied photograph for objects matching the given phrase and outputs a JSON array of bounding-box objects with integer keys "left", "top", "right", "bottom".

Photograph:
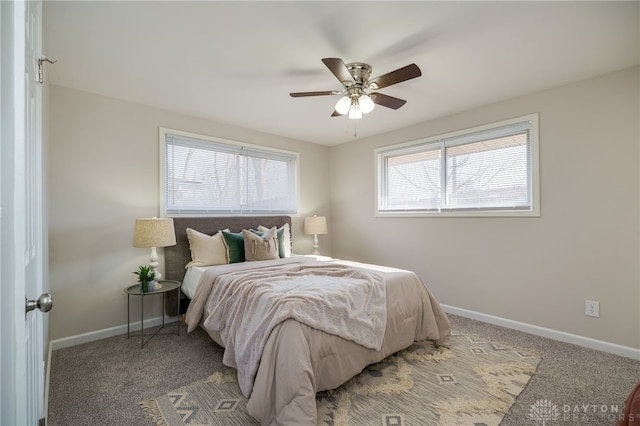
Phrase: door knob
[{"left": 25, "top": 293, "right": 53, "bottom": 315}]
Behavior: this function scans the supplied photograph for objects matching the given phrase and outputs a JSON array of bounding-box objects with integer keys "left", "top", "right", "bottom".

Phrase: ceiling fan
[{"left": 290, "top": 58, "right": 422, "bottom": 119}]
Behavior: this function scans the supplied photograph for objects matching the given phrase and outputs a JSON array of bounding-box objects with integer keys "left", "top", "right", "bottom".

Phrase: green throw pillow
[{"left": 221, "top": 231, "right": 245, "bottom": 263}]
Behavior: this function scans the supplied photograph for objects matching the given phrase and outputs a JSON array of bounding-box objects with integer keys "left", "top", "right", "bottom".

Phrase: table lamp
[
  {"left": 133, "top": 217, "right": 176, "bottom": 280},
  {"left": 304, "top": 215, "right": 328, "bottom": 255}
]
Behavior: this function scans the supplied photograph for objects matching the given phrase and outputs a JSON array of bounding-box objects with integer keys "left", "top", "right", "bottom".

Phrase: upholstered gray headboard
[{"left": 164, "top": 215, "right": 292, "bottom": 283}]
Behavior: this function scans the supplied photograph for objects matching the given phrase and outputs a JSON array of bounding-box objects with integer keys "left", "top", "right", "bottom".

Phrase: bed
[{"left": 164, "top": 216, "right": 451, "bottom": 425}]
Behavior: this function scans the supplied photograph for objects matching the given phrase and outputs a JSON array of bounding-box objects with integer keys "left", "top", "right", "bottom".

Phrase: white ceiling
[{"left": 43, "top": 1, "right": 639, "bottom": 146}]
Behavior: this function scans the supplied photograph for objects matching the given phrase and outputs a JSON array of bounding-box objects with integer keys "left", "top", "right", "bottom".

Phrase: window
[
  {"left": 376, "top": 114, "right": 539, "bottom": 217},
  {"left": 160, "top": 128, "right": 298, "bottom": 215}
]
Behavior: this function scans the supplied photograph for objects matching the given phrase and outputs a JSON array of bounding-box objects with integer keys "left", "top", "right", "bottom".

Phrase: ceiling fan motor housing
[{"left": 345, "top": 63, "right": 372, "bottom": 87}]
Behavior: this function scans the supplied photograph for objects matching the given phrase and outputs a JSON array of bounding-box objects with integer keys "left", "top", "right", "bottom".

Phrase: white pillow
[
  {"left": 185, "top": 228, "right": 228, "bottom": 267},
  {"left": 258, "top": 223, "right": 291, "bottom": 257},
  {"left": 243, "top": 227, "right": 279, "bottom": 261}
]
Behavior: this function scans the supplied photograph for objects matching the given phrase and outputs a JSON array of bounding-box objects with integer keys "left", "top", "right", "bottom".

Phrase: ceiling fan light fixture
[
  {"left": 349, "top": 103, "right": 362, "bottom": 120},
  {"left": 335, "top": 96, "right": 351, "bottom": 115},
  {"left": 359, "top": 94, "right": 375, "bottom": 114}
]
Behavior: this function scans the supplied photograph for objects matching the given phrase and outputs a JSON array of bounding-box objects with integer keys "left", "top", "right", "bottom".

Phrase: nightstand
[{"left": 125, "top": 280, "right": 181, "bottom": 348}]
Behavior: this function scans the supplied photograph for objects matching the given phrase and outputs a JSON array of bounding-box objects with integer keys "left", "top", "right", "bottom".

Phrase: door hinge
[
  {"left": 37, "top": 56, "right": 57, "bottom": 84},
  {"left": 39, "top": 417, "right": 46, "bottom": 426}
]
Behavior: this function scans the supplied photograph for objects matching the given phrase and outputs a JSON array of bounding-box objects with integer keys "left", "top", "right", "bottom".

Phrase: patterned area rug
[{"left": 139, "top": 331, "right": 541, "bottom": 425}]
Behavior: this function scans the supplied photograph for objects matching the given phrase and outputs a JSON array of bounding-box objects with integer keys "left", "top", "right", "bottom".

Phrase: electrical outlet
[{"left": 585, "top": 300, "right": 600, "bottom": 318}]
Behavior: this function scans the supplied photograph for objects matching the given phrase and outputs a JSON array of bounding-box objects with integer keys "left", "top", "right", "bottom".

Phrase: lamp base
[
  {"left": 311, "top": 234, "right": 320, "bottom": 255},
  {"left": 149, "top": 246, "right": 162, "bottom": 280}
]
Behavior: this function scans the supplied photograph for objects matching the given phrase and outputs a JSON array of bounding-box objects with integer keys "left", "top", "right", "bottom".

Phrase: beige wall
[
  {"left": 329, "top": 67, "right": 640, "bottom": 349},
  {"left": 48, "top": 86, "right": 331, "bottom": 340}
]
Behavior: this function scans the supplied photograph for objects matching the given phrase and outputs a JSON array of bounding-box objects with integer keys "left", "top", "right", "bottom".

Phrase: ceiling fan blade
[
  {"left": 331, "top": 110, "right": 344, "bottom": 117},
  {"left": 370, "top": 92, "right": 407, "bottom": 110},
  {"left": 290, "top": 90, "right": 339, "bottom": 97},
  {"left": 368, "top": 63, "right": 421, "bottom": 90},
  {"left": 322, "top": 58, "right": 355, "bottom": 85}
]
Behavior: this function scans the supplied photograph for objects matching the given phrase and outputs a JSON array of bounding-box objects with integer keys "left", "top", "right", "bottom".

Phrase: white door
[{"left": 0, "top": 1, "right": 49, "bottom": 425}]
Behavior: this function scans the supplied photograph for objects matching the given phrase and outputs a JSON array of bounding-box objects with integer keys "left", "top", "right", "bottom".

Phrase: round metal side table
[{"left": 125, "top": 280, "right": 181, "bottom": 348}]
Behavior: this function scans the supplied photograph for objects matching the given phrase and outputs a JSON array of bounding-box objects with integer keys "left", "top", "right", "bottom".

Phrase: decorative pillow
[
  {"left": 258, "top": 223, "right": 291, "bottom": 258},
  {"left": 243, "top": 227, "right": 279, "bottom": 261},
  {"left": 185, "top": 228, "right": 228, "bottom": 267},
  {"left": 221, "top": 230, "right": 245, "bottom": 263}
]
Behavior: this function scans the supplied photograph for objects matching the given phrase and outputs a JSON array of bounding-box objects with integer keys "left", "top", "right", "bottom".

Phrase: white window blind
[
  {"left": 161, "top": 129, "right": 298, "bottom": 215},
  {"left": 376, "top": 114, "right": 539, "bottom": 217}
]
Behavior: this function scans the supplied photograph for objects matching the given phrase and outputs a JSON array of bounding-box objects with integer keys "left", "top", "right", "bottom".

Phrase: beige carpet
[{"left": 139, "top": 331, "right": 541, "bottom": 425}]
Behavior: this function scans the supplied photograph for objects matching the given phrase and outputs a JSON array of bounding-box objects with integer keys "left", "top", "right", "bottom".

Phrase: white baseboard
[
  {"left": 50, "top": 315, "right": 179, "bottom": 350},
  {"left": 442, "top": 304, "right": 640, "bottom": 360},
  {"left": 44, "top": 340, "right": 52, "bottom": 421}
]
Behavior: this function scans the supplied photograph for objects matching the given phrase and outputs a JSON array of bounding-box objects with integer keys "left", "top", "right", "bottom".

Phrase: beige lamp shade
[
  {"left": 133, "top": 218, "right": 176, "bottom": 248},
  {"left": 304, "top": 215, "right": 328, "bottom": 235}
]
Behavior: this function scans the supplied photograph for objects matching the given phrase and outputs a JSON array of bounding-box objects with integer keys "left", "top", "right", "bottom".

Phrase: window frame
[
  {"left": 159, "top": 127, "right": 300, "bottom": 217},
  {"left": 375, "top": 113, "right": 540, "bottom": 218}
]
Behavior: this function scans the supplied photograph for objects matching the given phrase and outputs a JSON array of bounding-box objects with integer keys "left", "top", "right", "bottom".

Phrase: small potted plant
[{"left": 133, "top": 265, "right": 156, "bottom": 292}]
